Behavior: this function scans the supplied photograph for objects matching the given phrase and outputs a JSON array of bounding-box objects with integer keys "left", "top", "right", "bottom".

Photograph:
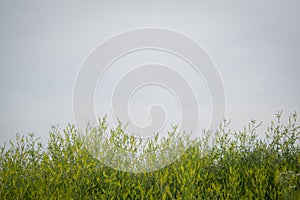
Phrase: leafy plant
[{"left": 0, "top": 112, "right": 299, "bottom": 199}]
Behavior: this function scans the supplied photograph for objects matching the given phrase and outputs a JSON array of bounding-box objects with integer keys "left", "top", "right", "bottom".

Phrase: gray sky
[{"left": 0, "top": 1, "right": 300, "bottom": 145}]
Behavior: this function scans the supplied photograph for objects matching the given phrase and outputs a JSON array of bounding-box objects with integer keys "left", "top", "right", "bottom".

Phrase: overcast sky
[{"left": 0, "top": 1, "right": 299, "bottom": 145}]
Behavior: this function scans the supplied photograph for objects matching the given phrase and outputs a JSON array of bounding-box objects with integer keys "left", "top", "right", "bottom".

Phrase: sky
[{"left": 0, "top": 1, "right": 300, "bottom": 146}]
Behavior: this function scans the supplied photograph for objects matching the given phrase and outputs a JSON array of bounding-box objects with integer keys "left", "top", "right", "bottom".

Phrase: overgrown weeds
[{"left": 0, "top": 112, "right": 299, "bottom": 199}]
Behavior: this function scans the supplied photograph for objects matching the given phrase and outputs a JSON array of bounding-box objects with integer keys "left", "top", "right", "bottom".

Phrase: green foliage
[{"left": 0, "top": 112, "right": 300, "bottom": 199}]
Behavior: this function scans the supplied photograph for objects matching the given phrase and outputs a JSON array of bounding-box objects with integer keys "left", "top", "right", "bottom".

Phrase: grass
[{"left": 0, "top": 111, "right": 299, "bottom": 199}]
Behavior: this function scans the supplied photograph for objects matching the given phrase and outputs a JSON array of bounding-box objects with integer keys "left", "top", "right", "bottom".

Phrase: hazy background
[{"left": 1, "top": 0, "right": 299, "bottom": 145}]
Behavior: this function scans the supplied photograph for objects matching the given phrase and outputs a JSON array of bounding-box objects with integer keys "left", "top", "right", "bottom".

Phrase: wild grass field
[{"left": 0, "top": 112, "right": 299, "bottom": 199}]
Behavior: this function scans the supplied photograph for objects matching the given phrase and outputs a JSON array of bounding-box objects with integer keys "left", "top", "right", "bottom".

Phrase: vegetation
[{"left": 0, "top": 112, "right": 299, "bottom": 199}]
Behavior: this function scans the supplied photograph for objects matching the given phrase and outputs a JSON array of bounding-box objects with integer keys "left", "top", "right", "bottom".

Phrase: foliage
[{"left": 0, "top": 112, "right": 300, "bottom": 199}]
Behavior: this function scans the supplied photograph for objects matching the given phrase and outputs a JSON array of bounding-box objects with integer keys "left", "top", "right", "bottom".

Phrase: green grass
[{"left": 0, "top": 111, "right": 299, "bottom": 199}]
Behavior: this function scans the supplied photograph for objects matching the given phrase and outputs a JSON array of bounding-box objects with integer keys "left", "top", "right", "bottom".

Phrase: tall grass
[{"left": 0, "top": 112, "right": 299, "bottom": 199}]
